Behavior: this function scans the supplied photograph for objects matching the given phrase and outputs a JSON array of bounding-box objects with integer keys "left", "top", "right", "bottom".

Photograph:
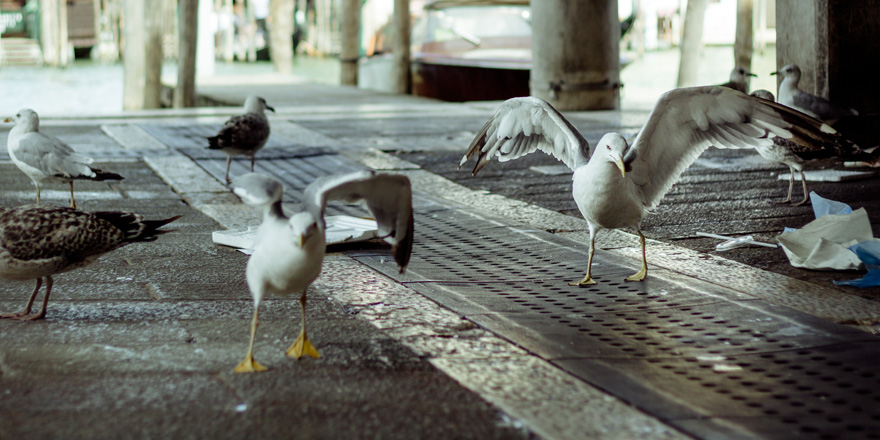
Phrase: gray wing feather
[
  {"left": 792, "top": 91, "right": 857, "bottom": 120},
  {"left": 16, "top": 133, "right": 96, "bottom": 178},
  {"left": 305, "top": 171, "right": 414, "bottom": 272},
  {"left": 628, "top": 86, "right": 795, "bottom": 209},
  {"left": 460, "top": 97, "right": 591, "bottom": 174}
]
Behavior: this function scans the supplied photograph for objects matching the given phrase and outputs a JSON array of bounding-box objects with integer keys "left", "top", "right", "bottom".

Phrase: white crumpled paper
[{"left": 777, "top": 193, "right": 875, "bottom": 270}]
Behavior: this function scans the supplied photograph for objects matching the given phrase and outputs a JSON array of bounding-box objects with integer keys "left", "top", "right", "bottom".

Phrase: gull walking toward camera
[
  {"left": 230, "top": 171, "right": 413, "bottom": 373},
  {"left": 207, "top": 95, "right": 274, "bottom": 183},
  {"left": 5, "top": 109, "right": 123, "bottom": 208},
  {"left": 461, "top": 87, "right": 851, "bottom": 285}
]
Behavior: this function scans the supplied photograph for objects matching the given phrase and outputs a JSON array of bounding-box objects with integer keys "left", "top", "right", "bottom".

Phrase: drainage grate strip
[{"left": 178, "top": 124, "right": 880, "bottom": 440}]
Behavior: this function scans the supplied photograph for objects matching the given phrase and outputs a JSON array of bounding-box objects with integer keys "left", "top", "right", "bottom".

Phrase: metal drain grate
[
  {"left": 139, "top": 124, "right": 301, "bottom": 150},
  {"left": 176, "top": 124, "right": 880, "bottom": 440}
]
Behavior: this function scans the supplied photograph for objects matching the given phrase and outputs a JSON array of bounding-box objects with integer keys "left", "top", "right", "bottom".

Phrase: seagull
[
  {"left": 748, "top": 89, "right": 877, "bottom": 205},
  {"left": 230, "top": 171, "right": 413, "bottom": 373},
  {"left": 772, "top": 64, "right": 858, "bottom": 121},
  {"left": 5, "top": 109, "right": 124, "bottom": 209},
  {"left": 719, "top": 66, "right": 757, "bottom": 93},
  {"left": 207, "top": 95, "right": 275, "bottom": 183},
  {"left": 0, "top": 205, "right": 180, "bottom": 321},
  {"left": 460, "top": 87, "right": 851, "bottom": 285}
]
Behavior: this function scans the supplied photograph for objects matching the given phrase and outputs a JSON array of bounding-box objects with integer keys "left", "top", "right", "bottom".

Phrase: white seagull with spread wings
[
  {"left": 230, "top": 171, "right": 414, "bottom": 373},
  {"left": 461, "top": 86, "right": 848, "bottom": 285}
]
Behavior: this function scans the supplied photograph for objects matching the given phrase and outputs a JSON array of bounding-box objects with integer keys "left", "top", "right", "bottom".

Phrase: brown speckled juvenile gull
[
  {"left": 207, "top": 95, "right": 275, "bottom": 183},
  {"left": 5, "top": 109, "right": 124, "bottom": 209},
  {"left": 0, "top": 205, "right": 181, "bottom": 321},
  {"left": 749, "top": 90, "right": 878, "bottom": 205}
]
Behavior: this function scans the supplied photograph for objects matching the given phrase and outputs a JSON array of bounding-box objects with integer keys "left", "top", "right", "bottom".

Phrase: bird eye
[{"left": 605, "top": 145, "right": 611, "bottom": 150}]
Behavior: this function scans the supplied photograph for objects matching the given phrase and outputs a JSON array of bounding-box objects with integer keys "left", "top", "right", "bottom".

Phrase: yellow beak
[
  {"left": 298, "top": 234, "right": 305, "bottom": 247},
  {"left": 2, "top": 118, "right": 10, "bottom": 123},
  {"left": 612, "top": 155, "right": 626, "bottom": 177}
]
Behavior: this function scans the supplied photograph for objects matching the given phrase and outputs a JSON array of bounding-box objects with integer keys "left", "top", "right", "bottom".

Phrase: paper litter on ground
[{"left": 212, "top": 215, "right": 379, "bottom": 255}]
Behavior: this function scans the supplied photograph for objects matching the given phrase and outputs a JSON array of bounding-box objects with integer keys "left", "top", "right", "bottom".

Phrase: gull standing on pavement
[
  {"left": 230, "top": 171, "right": 413, "bottom": 373},
  {"left": 748, "top": 90, "right": 877, "bottom": 205},
  {"left": 0, "top": 205, "right": 180, "bottom": 321},
  {"left": 207, "top": 95, "right": 274, "bottom": 183},
  {"left": 772, "top": 64, "right": 859, "bottom": 121},
  {"left": 719, "top": 66, "right": 757, "bottom": 93},
  {"left": 5, "top": 109, "right": 124, "bottom": 208},
  {"left": 461, "top": 87, "right": 851, "bottom": 285}
]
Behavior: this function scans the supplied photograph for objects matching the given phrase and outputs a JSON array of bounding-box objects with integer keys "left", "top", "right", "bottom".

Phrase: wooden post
[
  {"left": 269, "top": 0, "right": 294, "bottom": 74},
  {"left": 123, "top": 0, "right": 165, "bottom": 110},
  {"left": 531, "top": 0, "right": 619, "bottom": 110},
  {"left": 175, "top": 0, "right": 198, "bottom": 108},
  {"left": 676, "top": 0, "right": 707, "bottom": 87},
  {"left": 391, "top": 0, "right": 410, "bottom": 94},
  {"left": 339, "top": 0, "right": 360, "bottom": 85},
  {"left": 734, "top": 0, "right": 753, "bottom": 72},
  {"left": 40, "top": 0, "right": 69, "bottom": 67},
  {"left": 222, "top": 0, "right": 234, "bottom": 62}
]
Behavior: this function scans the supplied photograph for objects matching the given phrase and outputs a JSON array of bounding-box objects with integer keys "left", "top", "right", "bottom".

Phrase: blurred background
[{"left": 0, "top": 0, "right": 776, "bottom": 115}]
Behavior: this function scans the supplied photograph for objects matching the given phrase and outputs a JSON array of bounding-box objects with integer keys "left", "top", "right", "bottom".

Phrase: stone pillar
[
  {"left": 391, "top": 0, "right": 410, "bottom": 94},
  {"left": 530, "top": 0, "right": 620, "bottom": 110},
  {"left": 677, "top": 0, "right": 707, "bottom": 87},
  {"left": 175, "top": 0, "right": 198, "bottom": 108},
  {"left": 734, "top": 0, "right": 753, "bottom": 71},
  {"left": 40, "top": 0, "right": 69, "bottom": 67},
  {"left": 123, "top": 0, "right": 164, "bottom": 110},
  {"left": 776, "top": 0, "right": 880, "bottom": 115},
  {"left": 339, "top": 0, "right": 360, "bottom": 85},
  {"left": 269, "top": 0, "right": 294, "bottom": 74}
]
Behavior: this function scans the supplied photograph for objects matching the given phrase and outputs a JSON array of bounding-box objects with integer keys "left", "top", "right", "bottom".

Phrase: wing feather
[
  {"left": 15, "top": 133, "right": 97, "bottom": 179},
  {"left": 305, "top": 171, "right": 414, "bottom": 273},
  {"left": 460, "top": 97, "right": 591, "bottom": 173},
  {"left": 628, "top": 86, "right": 845, "bottom": 209}
]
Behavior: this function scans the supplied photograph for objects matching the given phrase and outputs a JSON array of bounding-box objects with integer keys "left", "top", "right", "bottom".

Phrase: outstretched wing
[
  {"left": 305, "top": 170, "right": 414, "bottom": 273},
  {"left": 460, "top": 97, "right": 591, "bottom": 174},
  {"left": 627, "top": 85, "right": 844, "bottom": 209}
]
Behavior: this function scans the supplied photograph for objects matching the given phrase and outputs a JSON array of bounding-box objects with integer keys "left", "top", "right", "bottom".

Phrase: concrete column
[
  {"left": 269, "top": 0, "right": 294, "bottom": 74},
  {"left": 776, "top": 0, "right": 827, "bottom": 97},
  {"left": 340, "top": 0, "right": 360, "bottom": 85},
  {"left": 123, "top": 0, "right": 164, "bottom": 110},
  {"left": 530, "top": 0, "right": 620, "bottom": 110},
  {"left": 197, "top": 0, "right": 215, "bottom": 76},
  {"left": 40, "top": 0, "right": 69, "bottom": 67},
  {"left": 734, "top": 0, "right": 753, "bottom": 71},
  {"left": 391, "top": 0, "right": 410, "bottom": 94},
  {"left": 777, "top": 0, "right": 880, "bottom": 114},
  {"left": 175, "top": 0, "right": 198, "bottom": 108},
  {"left": 677, "top": 0, "right": 707, "bottom": 87}
]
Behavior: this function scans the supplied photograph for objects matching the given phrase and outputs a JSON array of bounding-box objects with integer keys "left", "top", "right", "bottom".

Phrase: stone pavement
[{"left": 1, "top": 80, "right": 880, "bottom": 439}]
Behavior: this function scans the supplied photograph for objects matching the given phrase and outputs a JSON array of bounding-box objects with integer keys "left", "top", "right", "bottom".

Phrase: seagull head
[
  {"left": 244, "top": 95, "right": 275, "bottom": 114},
  {"left": 289, "top": 212, "right": 320, "bottom": 247},
  {"left": 771, "top": 64, "right": 801, "bottom": 82},
  {"left": 231, "top": 173, "right": 283, "bottom": 206},
  {"left": 731, "top": 66, "right": 757, "bottom": 81},
  {"left": 7, "top": 108, "right": 39, "bottom": 131},
  {"left": 595, "top": 133, "right": 629, "bottom": 177},
  {"left": 750, "top": 89, "right": 776, "bottom": 101}
]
